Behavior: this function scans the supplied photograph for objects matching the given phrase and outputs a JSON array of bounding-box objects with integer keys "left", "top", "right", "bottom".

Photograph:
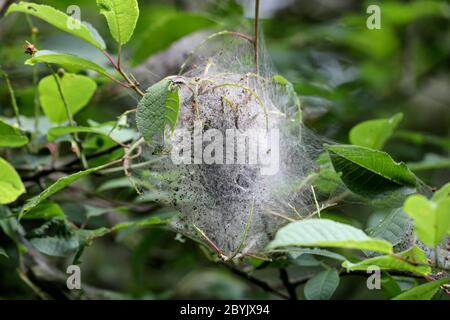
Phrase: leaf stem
[
  {"left": 102, "top": 50, "right": 145, "bottom": 97},
  {"left": 0, "top": 66, "right": 21, "bottom": 127},
  {"left": 47, "top": 64, "right": 88, "bottom": 169},
  {"left": 227, "top": 199, "right": 255, "bottom": 261}
]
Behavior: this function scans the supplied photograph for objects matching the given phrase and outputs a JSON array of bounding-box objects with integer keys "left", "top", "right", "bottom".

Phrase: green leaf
[
  {"left": 288, "top": 248, "right": 347, "bottom": 262},
  {"left": 96, "top": 0, "right": 139, "bottom": 45},
  {"left": 0, "top": 119, "right": 28, "bottom": 147},
  {"left": 97, "top": 177, "right": 132, "bottom": 192},
  {"left": 20, "top": 163, "right": 110, "bottom": 218},
  {"left": 47, "top": 125, "right": 136, "bottom": 144},
  {"left": 325, "top": 144, "right": 417, "bottom": 197},
  {"left": 381, "top": 274, "right": 402, "bottom": 298},
  {"left": 407, "top": 154, "right": 450, "bottom": 172},
  {"left": 0, "top": 247, "right": 8, "bottom": 258},
  {"left": 111, "top": 215, "right": 168, "bottom": 231},
  {"left": 25, "top": 50, "right": 109, "bottom": 77},
  {"left": 23, "top": 201, "right": 65, "bottom": 220},
  {"left": 136, "top": 79, "right": 180, "bottom": 142},
  {"left": 349, "top": 113, "right": 403, "bottom": 150},
  {"left": 403, "top": 195, "right": 450, "bottom": 247},
  {"left": 393, "top": 130, "right": 450, "bottom": 151},
  {"left": 292, "top": 254, "right": 321, "bottom": 266},
  {"left": 304, "top": 268, "right": 340, "bottom": 300},
  {"left": 267, "top": 219, "right": 393, "bottom": 254},
  {"left": 0, "top": 157, "right": 25, "bottom": 204},
  {"left": 392, "top": 278, "right": 450, "bottom": 300},
  {"left": 28, "top": 219, "right": 78, "bottom": 257},
  {"left": 343, "top": 246, "right": 431, "bottom": 276},
  {"left": 133, "top": 12, "right": 217, "bottom": 64},
  {"left": 367, "top": 208, "right": 410, "bottom": 247},
  {"left": 77, "top": 215, "right": 168, "bottom": 245},
  {"left": 432, "top": 182, "right": 450, "bottom": 202},
  {"left": 6, "top": 2, "right": 106, "bottom": 50},
  {"left": 273, "top": 75, "right": 289, "bottom": 86},
  {"left": 166, "top": 87, "right": 180, "bottom": 133},
  {"left": 39, "top": 73, "right": 97, "bottom": 123}
]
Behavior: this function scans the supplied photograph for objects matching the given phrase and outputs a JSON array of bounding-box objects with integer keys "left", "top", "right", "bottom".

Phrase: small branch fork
[{"left": 102, "top": 50, "right": 145, "bottom": 97}]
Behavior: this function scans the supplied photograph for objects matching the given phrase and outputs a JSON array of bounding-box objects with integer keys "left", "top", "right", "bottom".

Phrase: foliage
[{"left": 0, "top": 0, "right": 448, "bottom": 300}]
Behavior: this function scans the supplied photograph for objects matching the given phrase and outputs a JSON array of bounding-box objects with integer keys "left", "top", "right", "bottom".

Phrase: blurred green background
[{"left": 0, "top": 0, "right": 449, "bottom": 299}]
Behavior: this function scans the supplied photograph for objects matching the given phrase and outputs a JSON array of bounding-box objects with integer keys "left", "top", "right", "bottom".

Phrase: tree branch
[
  {"left": 279, "top": 268, "right": 298, "bottom": 300},
  {"left": 226, "top": 264, "right": 289, "bottom": 299}
]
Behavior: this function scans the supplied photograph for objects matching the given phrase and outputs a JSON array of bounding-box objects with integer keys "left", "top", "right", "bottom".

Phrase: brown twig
[
  {"left": 102, "top": 50, "right": 145, "bottom": 97},
  {"left": 279, "top": 268, "right": 298, "bottom": 300}
]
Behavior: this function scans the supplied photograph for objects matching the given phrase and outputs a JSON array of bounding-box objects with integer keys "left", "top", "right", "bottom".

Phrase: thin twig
[
  {"left": 25, "top": 14, "right": 40, "bottom": 134},
  {"left": 279, "top": 268, "right": 298, "bottom": 300},
  {"left": 48, "top": 64, "right": 88, "bottom": 169},
  {"left": 226, "top": 264, "right": 289, "bottom": 299},
  {"left": 227, "top": 199, "right": 255, "bottom": 261},
  {"left": 254, "top": 0, "right": 260, "bottom": 75},
  {"left": 0, "top": 66, "right": 21, "bottom": 126},
  {"left": 102, "top": 50, "right": 145, "bottom": 97},
  {"left": 311, "top": 185, "right": 321, "bottom": 218}
]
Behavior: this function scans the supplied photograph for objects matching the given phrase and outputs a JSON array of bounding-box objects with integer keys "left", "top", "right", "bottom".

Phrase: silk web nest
[{"left": 131, "top": 34, "right": 326, "bottom": 259}]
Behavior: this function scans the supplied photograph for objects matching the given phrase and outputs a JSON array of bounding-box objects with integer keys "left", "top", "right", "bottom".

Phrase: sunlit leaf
[
  {"left": 26, "top": 50, "right": 109, "bottom": 77},
  {"left": 7, "top": 2, "right": 106, "bottom": 49},
  {"left": 0, "top": 119, "right": 28, "bottom": 148},
  {"left": 349, "top": 113, "right": 403, "bottom": 150},
  {"left": 96, "top": 0, "right": 139, "bottom": 45},
  {"left": 432, "top": 182, "right": 450, "bottom": 202},
  {"left": 47, "top": 125, "right": 136, "bottom": 144},
  {"left": 267, "top": 219, "right": 393, "bottom": 254},
  {"left": 403, "top": 195, "right": 450, "bottom": 247},
  {"left": 392, "top": 278, "right": 450, "bottom": 300},
  {"left": 0, "top": 157, "right": 25, "bottom": 204},
  {"left": 38, "top": 73, "right": 97, "bottom": 123}
]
